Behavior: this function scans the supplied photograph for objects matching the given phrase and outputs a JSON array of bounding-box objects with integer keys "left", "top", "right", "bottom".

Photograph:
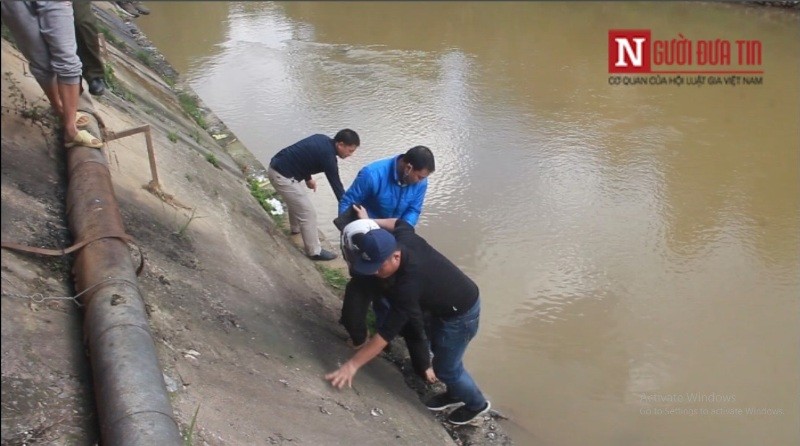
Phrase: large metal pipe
[{"left": 65, "top": 112, "right": 182, "bottom": 445}]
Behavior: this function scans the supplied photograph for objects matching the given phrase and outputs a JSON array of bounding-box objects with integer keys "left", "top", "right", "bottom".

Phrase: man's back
[
  {"left": 270, "top": 133, "right": 345, "bottom": 199},
  {"left": 391, "top": 220, "right": 478, "bottom": 317},
  {"left": 376, "top": 220, "right": 479, "bottom": 343}
]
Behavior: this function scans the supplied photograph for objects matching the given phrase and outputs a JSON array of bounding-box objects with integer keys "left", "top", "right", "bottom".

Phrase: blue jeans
[{"left": 430, "top": 298, "right": 486, "bottom": 411}]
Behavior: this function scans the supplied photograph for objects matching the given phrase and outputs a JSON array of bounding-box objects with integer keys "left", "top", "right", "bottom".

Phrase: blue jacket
[{"left": 339, "top": 155, "right": 428, "bottom": 226}]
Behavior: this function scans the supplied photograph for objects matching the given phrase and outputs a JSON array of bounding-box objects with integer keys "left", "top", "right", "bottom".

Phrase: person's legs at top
[
  {"left": 72, "top": 0, "right": 105, "bottom": 96},
  {"left": 1, "top": 1, "right": 86, "bottom": 145},
  {"left": 38, "top": 1, "right": 83, "bottom": 144},
  {"left": 428, "top": 298, "right": 490, "bottom": 424},
  {"left": 0, "top": 1, "right": 62, "bottom": 114}
]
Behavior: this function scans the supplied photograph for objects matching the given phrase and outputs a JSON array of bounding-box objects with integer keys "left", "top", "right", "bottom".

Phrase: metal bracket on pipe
[{"left": 105, "top": 125, "right": 162, "bottom": 193}]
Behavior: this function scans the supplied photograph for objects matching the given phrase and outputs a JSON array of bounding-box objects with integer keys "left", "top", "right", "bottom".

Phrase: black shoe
[
  {"left": 88, "top": 77, "right": 106, "bottom": 96},
  {"left": 310, "top": 249, "right": 337, "bottom": 261},
  {"left": 447, "top": 401, "right": 491, "bottom": 425},
  {"left": 424, "top": 393, "right": 465, "bottom": 412},
  {"left": 290, "top": 230, "right": 301, "bottom": 235}
]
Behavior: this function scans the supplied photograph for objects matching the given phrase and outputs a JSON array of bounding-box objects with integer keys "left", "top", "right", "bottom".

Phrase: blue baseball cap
[{"left": 351, "top": 229, "right": 397, "bottom": 275}]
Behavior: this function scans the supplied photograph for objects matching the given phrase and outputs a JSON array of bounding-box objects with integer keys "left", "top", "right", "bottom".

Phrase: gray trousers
[
  {"left": 1, "top": 1, "right": 82, "bottom": 85},
  {"left": 267, "top": 167, "right": 321, "bottom": 256}
]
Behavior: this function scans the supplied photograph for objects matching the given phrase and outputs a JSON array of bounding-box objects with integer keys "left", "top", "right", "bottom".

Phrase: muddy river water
[{"left": 138, "top": 3, "right": 799, "bottom": 444}]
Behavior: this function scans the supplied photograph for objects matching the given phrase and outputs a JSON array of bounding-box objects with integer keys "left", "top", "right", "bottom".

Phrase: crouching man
[
  {"left": 325, "top": 214, "right": 491, "bottom": 425},
  {"left": 339, "top": 214, "right": 436, "bottom": 383}
]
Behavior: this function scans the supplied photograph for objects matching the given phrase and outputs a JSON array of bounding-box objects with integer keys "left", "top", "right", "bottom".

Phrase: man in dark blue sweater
[{"left": 268, "top": 129, "right": 360, "bottom": 260}]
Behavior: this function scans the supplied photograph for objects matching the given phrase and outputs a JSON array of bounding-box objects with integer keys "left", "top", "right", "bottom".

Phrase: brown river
[{"left": 138, "top": 3, "right": 799, "bottom": 445}]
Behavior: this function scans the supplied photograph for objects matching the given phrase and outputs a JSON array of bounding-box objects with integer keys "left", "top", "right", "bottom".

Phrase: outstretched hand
[
  {"left": 326, "top": 334, "right": 385, "bottom": 390},
  {"left": 325, "top": 362, "right": 358, "bottom": 389}
]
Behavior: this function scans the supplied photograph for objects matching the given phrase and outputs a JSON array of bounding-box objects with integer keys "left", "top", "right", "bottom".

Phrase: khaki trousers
[
  {"left": 73, "top": 0, "right": 104, "bottom": 81},
  {"left": 267, "top": 167, "right": 321, "bottom": 256}
]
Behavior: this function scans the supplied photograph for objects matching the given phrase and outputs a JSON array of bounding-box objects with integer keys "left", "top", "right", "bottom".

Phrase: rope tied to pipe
[{"left": 1, "top": 232, "right": 145, "bottom": 275}]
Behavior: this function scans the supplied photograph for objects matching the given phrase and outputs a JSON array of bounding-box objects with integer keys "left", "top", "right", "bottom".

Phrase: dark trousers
[
  {"left": 340, "top": 275, "right": 432, "bottom": 376},
  {"left": 72, "top": 0, "right": 103, "bottom": 81},
  {"left": 340, "top": 275, "right": 383, "bottom": 346}
]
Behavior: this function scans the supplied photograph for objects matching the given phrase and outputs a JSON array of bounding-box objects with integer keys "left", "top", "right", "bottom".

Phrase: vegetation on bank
[
  {"left": 3, "top": 72, "right": 59, "bottom": 132},
  {"left": 182, "top": 404, "right": 201, "bottom": 446},
  {"left": 98, "top": 24, "right": 121, "bottom": 47},
  {"left": 247, "top": 178, "right": 285, "bottom": 229},
  {"left": 178, "top": 92, "right": 207, "bottom": 129},
  {"left": 1, "top": 23, "right": 15, "bottom": 46},
  {"left": 205, "top": 153, "right": 220, "bottom": 168},
  {"left": 103, "top": 63, "right": 134, "bottom": 102},
  {"left": 317, "top": 265, "right": 347, "bottom": 290}
]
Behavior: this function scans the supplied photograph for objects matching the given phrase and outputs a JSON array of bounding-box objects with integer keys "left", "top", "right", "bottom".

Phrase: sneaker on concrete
[
  {"left": 447, "top": 401, "right": 491, "bottom": 425},
  {"left": 424, "top": 393, "right": 465, "bottom": 412},
  {"left": 310, "top": 249, "right": 337, "bottom": 261}
]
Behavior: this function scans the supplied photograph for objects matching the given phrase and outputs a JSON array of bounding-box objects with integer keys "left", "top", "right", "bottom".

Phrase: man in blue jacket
[
  {"left": 268, "top": 129, "right": 359, "bottom": 260},
  {"left": 337, "top": 146, "right": 435, "bottom": 347},
  {"left": 338, "top": 145, "right": 435, "bottom": 226}
]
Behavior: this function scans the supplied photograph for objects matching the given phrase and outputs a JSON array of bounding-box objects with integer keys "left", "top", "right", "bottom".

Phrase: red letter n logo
[{"left": 608, "top": 30, "right": 651, "bottom": 73}]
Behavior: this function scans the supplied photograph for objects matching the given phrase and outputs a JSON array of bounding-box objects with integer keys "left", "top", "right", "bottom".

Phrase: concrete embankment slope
[{"left": 0, "top": 6, "right": 455, "bottom": 445}]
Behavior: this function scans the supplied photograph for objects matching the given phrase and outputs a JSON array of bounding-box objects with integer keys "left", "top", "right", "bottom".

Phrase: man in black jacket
[
  {"left": 267, "top": 129, "right": 359, "bottom": 260},
  {"left": 338, "top": 217, "right": 436, "bottom": 383},
  {"left": 325, "top": 216, "right": 491, "bottom": 425}
]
